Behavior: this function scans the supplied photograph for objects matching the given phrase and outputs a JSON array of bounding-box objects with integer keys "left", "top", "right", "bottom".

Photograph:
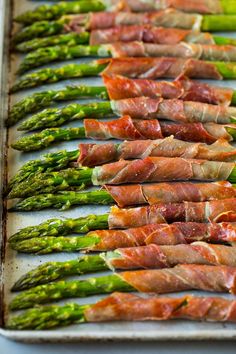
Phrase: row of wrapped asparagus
[{"left": 7, "top": 0, "right": 236, "bottom": 331}]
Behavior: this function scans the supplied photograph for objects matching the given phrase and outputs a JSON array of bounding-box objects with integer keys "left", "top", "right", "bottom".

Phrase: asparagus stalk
[
  {"left": 8, "top": 168, "right": 93, "bottom": 199},
  {"left": 15, "top": 32, "right": 236, "bottom": 54},
  {"left": 11, "top": 127, "right": 86, "bottom": 151},
  {"left": 12, "top": 255, "right": 108, "bottom": 291},
  {"left": 15, "top": 32, "right": 90, "bottom": 52},
  {"left": 7, "top": 150, "right": 79, "bottom": 192},
  {"left": 9, "top": 275, "right": 133, "bottom": 310},
  {"left": 8, "top": 85, "right": 108, "bottom": 126},
  {"left": 15, "top": 1, "right": 106, "bottom": 25},
  {"left": 7, "top": 303, "right": 88, "bottom": 330},
  {"left": 10, "top": 61, "right": 236, "bottom": 93},
  {"left": 9, "top": 190, "right": 114, "bottom": 211},
  {"left": 8, "top": 214, "right": 109, "bottom": 243},
  {"left": 18, "top": 44, "right": 111, "bottom": 74}
]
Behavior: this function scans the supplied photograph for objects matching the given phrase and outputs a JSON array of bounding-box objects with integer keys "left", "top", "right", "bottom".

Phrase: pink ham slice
[
  {"left": 103, "top": 75, "right": 233, "bottom": 106},
  {"left": 108, "top": 199, "right": 236, "bottom": 228},
  {"left": 87, "top": 222, "right": 236, "bottom": 250},
  {"left": 85, "top": 292, "right": 236, "bottom": 323},
  {"left": 78, "top": 138, "right": 236, "bottom": 166}
]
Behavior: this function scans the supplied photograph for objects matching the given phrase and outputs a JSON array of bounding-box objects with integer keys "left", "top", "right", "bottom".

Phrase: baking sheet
[{"left": 1, "top": 0, "right": 236, "bottom": 342}]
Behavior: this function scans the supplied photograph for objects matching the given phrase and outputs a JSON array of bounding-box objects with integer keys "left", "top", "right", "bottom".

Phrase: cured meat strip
[
  {"left": 103, "top": 75, "right": 234, "bottom": 106},
  {"left": 102, "top": 182, "right": 236, "bottom": 207},
  {"left": 104, "top": 243, "right": 236, "bottom": 269},
  {"left": 108, "top": 199, "right": 236, "bottom": 228},
  {"left": 85, "top": 292, "right": 236, "bottom": 323},
  {"left": 87, "top": 222, "right": 236, "bottom": 250},
  {"left": 111, "top": 97, "right": 236, "bottom": 124},
  {"left": 84, "top": 116, "right": 234, "bottom": 143},
  {"left": 69, "top": 10, "right": 203, "bottom": 31},
  {"left": 79, "top": 138, "right": 236, "bottom": 166},
  {"left": 124, "top": 0, "right": 223, "bottom": 14},
  {"left": 92, "top": 157, "right": 235, "bottom": 185},
  {"left": 105, "top": 42, "right": 236, "bottom": 62},
  {"left": 119, "top": 264, "right": 236, "bottom": 294},
  {"left": 90, "top": 25, "right": 214, "bottom": 45},
  {"left": 100, "top": 57, "right": 222, "bottom": 80}
]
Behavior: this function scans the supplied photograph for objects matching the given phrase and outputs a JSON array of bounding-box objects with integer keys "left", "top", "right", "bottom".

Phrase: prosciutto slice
[
  {"left": 102, "top": 182, "right": 236, "bottom": 207},
  {"left": 103, "top": 75, "right": 234, "bottom": 106},
  {"left": 104, "top": 243, "right": 236, "bottom": 269},
  {"left": 119, "top": 264, "right": 236, "bottom": 294},
  {"left": 87, "top": 222, "right": 236, "bottom": 250},
  {"left": 108, "top": 199, "right": 236, "bottom": 228},
  {"left": 79, "top": 138, "right": 236, "bottom": 166},
  {"left": 111, "top": 97, "right": 236, "bottom": 124},
  {"left": 84, "top": 116, "right": 234, "bottom": 143},
  {"left": 90, "top": 25, "right": 214, "bottom": 45},
  {"left": 70, "top": 10, "right": 203, "bottom": 31},
  {"left": 99, "top": 58, "right": 222, "bottom": 80},
  {"left": 92, "top": 157, "right": 235, "bottom": 185},
  {"left": 105, "top": 42, "right": 236, "bottom": 62},
  {"left": 85, "top": 292, "right": 236, "bottom": 323},
  {"left": 124, "top": 0, "right": 223, "bottom": 14}
]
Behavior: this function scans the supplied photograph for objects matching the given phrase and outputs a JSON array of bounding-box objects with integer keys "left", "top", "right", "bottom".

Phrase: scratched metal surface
[{"left": 1, "top": 0, "right": 236, "bottom": 342}]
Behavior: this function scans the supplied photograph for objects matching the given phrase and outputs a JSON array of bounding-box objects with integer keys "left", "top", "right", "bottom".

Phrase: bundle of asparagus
[
  {"left": 18, "top": 42, "right": 236, "bottom": 73},
  {"left": 11, "top": 58, "right": 236, "bottom": 92},
  {"left": 8, "top": 75, "right": 236, "bottom": 126},
  {"left": 8, "top": 292, "right": 236, "bottom": 330},
  {"left": 8, "top": 264, "right": 236, "bottom": 310}
]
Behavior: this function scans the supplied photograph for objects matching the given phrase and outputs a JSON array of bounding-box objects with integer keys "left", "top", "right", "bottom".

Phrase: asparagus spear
[
  {"left": 8, "top": 85, "right": 108, "bottom": 126},
  {"left": 8, "top": 168, "right": 93, "bottom": 199},
  {"left": 10, "top": 61, "right": 236, "bottom": 93},
  {"left": 11, "top": 127, "right": 86, "bottom": 151},
  {"left": 15, "top": 1, "right": 106, "bottom": 25},
  {"left": 7, "top": 303, "right": 88, "bottom": 330},
  {"left": 10, "top": 190, "right": 114, "bottom": 211},
  {"left": 7, "top": 150, "right": 79, "bottom": 192},
  {"left": 18, "top": 44, "right": 110, "bottom": 74},
  {"left": 9, "top": 275, "right": 134, "bottom": 310},
  {"left": 7, "top": 162, "right": 236, "bottom": 201},
  {"left": 15, "top": 32, "right": 236, "bottom": 54},
  {"left": 8, "top": 214, "right": 109, "bottom": 243},
  {"left": 12, "top": 255, "right": 108, "bottom": 290},
  {"left": 15, "top": 32, "right": 90, "bottom": 52}
]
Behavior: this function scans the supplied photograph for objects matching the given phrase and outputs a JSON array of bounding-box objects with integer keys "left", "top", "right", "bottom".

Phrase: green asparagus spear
[
  {"left": 10, "top": 61, "right": 236, "bottom": 93},
  {"left": 12, "top": 255, "right": 108, "bottom": 291},
  {"left": 11, "top": 127, "right": 85, "bottom": 151},
  {"left": 10, "top": 235, "right": 102, "bottom": 256},
  {"left": 8, "top": 85, "right": 108, "bottom": 126},
  {"left": 11, "top": 62, "right": 107, "bottom": 93},
  {"left": 9, "top": 275, "right": 133, "bottom": 310},
  {"left": 10, "top": 190, "right": 114, "bottom": 211},
  {"left": 8, "top": 214, "right": 109, "bottom": 243},
  {"left": 18, "top": 44, "right": 111, "bottom": 74},
  {"left": 7, "top": 303, "right": 88, "bottom": 330},
  {"left": 7, "top": 150, "right": 79, "bottom": 192},
  {"left": 15, "top": 32, "right": 90, "bottom": 52},
  {"left": 17, "top": 102, "right": 112, "bottom": 131},
  {"left": 15, "top": 1, "right": 106, "bottom": 25},
  {"left": 8, "top": 168, "right": 93, "bottom": 199}
]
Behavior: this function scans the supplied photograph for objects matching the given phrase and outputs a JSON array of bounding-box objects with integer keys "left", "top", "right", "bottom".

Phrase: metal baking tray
[{"left": 1, "top": 0, "right": 236, "bottom": 342}]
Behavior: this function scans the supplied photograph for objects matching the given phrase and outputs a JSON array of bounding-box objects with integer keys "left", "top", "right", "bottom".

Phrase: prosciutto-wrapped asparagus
[
  {"left": 78, "top": 138, "right": 236, "bottom": 167},
  {"left": 11, "top": 242, "right": 236, "bottom": 290},
  {"left": 7, "top": 293, "right": 236, "bottom": 330},
  {"left": 9, "top": 75, "right": 236, "bottom": 126},
  {"left": 11, "top": 58, "right": 236, "bottom": 92},
  {"left": 19, "top": 42, "right": 236, "bottom": 73},
  {"left": 17, "top": 96, "right": 236, "bottom": 132},
  {"left": 9, "top": 264, "right": 236, "bottom": 310},
  {"left": 10, "top": 222, "right": 236, "bottom": 255}
]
